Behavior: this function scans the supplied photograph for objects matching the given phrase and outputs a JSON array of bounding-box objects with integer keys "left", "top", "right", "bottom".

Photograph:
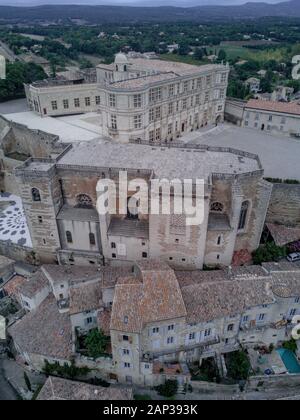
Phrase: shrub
[
  {"left": 252, "top": 242, "right": 287, "bottom": 265},
  {"left": 283, "top": 339, "right": 298, "bottom": 353},
  {"left": 155, "top": 380, "right": 178, "bottom": 398},
  {"left": 84, "top": 329, "right": 109, "bottom": 359},
  {"left": 226, "top": 351, "right": 251, "bottom": 381},
  {"left": 43, "top": 360, "right": 90, "bottom": 380}
]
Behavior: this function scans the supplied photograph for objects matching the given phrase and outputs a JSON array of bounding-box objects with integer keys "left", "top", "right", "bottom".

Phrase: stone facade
[
  {"left": 25, "top": 54, "right": 229, "bottom": 144},
  {"left": 14, "top": 139, "right": 271, "bottom": 269}
]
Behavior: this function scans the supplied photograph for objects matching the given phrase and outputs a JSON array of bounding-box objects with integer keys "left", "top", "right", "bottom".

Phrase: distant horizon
[{"left": 0, "top": 0, "right": 287, "bottom": 7}]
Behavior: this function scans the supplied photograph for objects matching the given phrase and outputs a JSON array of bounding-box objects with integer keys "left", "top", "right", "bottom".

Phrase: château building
[{"left": 25, "top": 53, "right": 229, "bottom": 143}]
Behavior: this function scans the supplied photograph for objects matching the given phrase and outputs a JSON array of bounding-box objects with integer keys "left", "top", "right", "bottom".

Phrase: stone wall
[
  {"left": 267, "top": 183, "right": 300, "bottom": 227},
  {"left": 248, "top": 374, "right": 300, "bottom": 390},
  {"left": 225, "top": 99, "right": 246, "bottom": 126},
  {"left": 0, "top": 240, "right": 37, "bottom": 265}
]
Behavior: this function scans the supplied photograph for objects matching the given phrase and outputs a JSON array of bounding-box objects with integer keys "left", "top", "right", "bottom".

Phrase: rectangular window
[
  {"left": 63, "top": 99, "right": 69, "bottom": 109},
  {"left": 152, "top": 327, "right": 159, "bottom": 334},
  {"left": 149, "top": 87, "right": 161, "bottom": 103},
  {"left": 258, "top": 314, "right": 266, "bottom": 322},
  {"left": 204, "top": 329, "right": 211, "bottom": 337},
  {"left": 74, "top": 98, "right": 80, "bottom": 108},
  {"left": 243, "top": 315, "right": 249, "bottom": 323},
  {"left": 220, "top": 89, "right": 226, "bottom": 100},
  {"left": 182, "top": 99, "right": 187, "bottom": 110},
  {"left": 205, "top": 92, "right": 210, "bottom": 102},
  {"left": 168, "top": 102, "right": 173, "bottom": 115},
  {"left": 111, "top": 115, "right": 117, "bottom": 130},
  {"left": 123, "top": 349, "right": 130, "bottom": 355},
  {"left": 290, "top": 309, "right": 297, "bottom": 317},
  {"left": 168, "top": 123, "right": 172, "bottom": 135},
  {"left": 168, "top": 84, "right": 175, "bottom": 97},
  {"left": 86, "top": 317, "right": 93, "bottom": 324},
  {"left": 51, "top": 101, "right": 58, "bottom": 111},
  {"left": 195, "top": 94, "right": 200, "bottom": 105},
  {"left": 38, "top": 216, "right": 43, "bottom": 224},
  {"left": 197, "top": 78, "right": 202, "bottom": 90},
  {"left": 155, "top": 106, "right": 161, "bottom": 120},
  {"left": 268, "top": 115, "right": 273, "bottom": 122},
  {"left": 95, "top": 96, "right": 101, "bottom": 105},
  {"left": 124, "top": 362, "right": 131, "bottom": 368},
  {"left": 133, "top": 94, "right": 142, "bottom": 108},
  {"left": 85, "top": 97, "right": 91, "bottom": 107},
  {"left": 149, "top": 130, "right": 154, "bottom": 142},
  {"left": 221, "top": 73, "right": 227, "bottom": 84},
  {"left": 189, "top": 333, "right": 195, "bottom": 340},
  {"left": 134, "top": 114, "right": 142, "bottom": 129},
  {"left": 168, "top": 324, "right": 174, "bottom": 331},
  {"left": 149, "top": 108, "right": 154, "bottom": 122},
  {"left": 167, "top": 337, "right": 174, "bottom": 345},
  {"left": 183, "top": 81, "right": 189, "bottom": 93},
  {"left": 206, "top": 75, "right": 212, "bottom": 86},
  {"left": 109, "top": 94, "right": 116, "bottom": 108},
  {"left": 155, "top": 128, "right": 161, "bottom": 141}
]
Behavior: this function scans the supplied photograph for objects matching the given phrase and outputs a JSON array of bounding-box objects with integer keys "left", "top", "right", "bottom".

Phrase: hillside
[{"left": 0, "top": 1, "right": 298, "bottom": 24}]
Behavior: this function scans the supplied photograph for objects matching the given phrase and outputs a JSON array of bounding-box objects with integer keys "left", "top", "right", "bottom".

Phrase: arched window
[
  {"left": 238, "top": 201, "right": 249, "bottom": 230},
  {"left": 66, "top": 231, "right": 73, "bottom": 244},
  {"left": 127, "top": 197, "right": 139, "bottom": 220},
  {"left": 76, "top": 194, "right": 93, "bottom": 209},
  {"left": 210, "top": 202, "right": 224, "bottom": 213},
  {"left": 32, "top": 188, "right": 41, "bottom": 202},
  {"left": 89, "top": 233, "right": 96, "bottom": 246}
]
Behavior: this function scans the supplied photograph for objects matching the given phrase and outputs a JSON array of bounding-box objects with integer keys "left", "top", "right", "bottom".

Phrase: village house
[
  {"left": 7, "top": 259, "right": 300, "bottom": 386},
  {"left": 243, "top": 99, "right": 300, "bottom": 137}
]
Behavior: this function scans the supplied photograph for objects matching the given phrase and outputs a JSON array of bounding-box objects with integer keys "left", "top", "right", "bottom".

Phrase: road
[
  {"left": 0, "top": 41, "right": 18, "bottom": 63},
  {"left": 0, "top": 357, "right": 18, "bottom": 401}
]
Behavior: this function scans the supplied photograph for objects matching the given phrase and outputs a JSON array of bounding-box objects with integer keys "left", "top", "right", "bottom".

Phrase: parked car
[{"left": 287, "top": 253, "right": 300, "bottom": 262}]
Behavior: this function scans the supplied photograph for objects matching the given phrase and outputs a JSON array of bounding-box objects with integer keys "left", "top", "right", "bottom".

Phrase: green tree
[
  {"left": 155, "top": 380, "right": 178, "bottom": 398},
  {"left": 84, "top": 329, "right": 108, "bottom": 359},
  {"left": 227, "top": 351, "right": 251, "bottom": 381},
  {"left": 218, "top": 49, "right": 227, "bottom": 62},
  {"left": 252, "top": 242, "right": 287, "bottom": 265}
]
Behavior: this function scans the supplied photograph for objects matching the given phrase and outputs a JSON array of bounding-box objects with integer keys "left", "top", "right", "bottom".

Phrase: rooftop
[
  {"left": 42, "top": 265, "right": 101, "bottom": 286},
  {"left": 69, "top": 281, "right": 102, "bottom": 315},
  {"left": 57, "top": 140, "right": 261, "bottom": 181},
  {"left": 246, "top": 99, "right": 300, "bottom": 116},
  {"left": 98, "top": 57, "right": 226, "bottom": 78},
  {"left": 266, "top": 223, "right": 300, "bottom": 247},
  {"left": 110, "top": 72, "right": 177, "bottom": 90},
  {"left": 9, "top": 295, "right": 73, "bottom": 360},
  {"left": 57, "top": 206, "right": 100, "bottom": 223},
  {"left": 17, "top": 270, "right": 49, "bottom": 299},
  {"left": 37, "top": 377, "right": 133, "bottom": 401},
  {"left": 111, "top": 264, "right": 187, "bottom": 333}
]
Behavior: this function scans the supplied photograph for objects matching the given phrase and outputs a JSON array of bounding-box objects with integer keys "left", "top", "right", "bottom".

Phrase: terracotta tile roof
[
  {"left": 3, "top": 275, "right": 26, "bottom": 301},
  {"left": 97, "top": 308, "right": 112, "bottom": 336},
  {"left": 111, "top": 267, "right": 187, "bottom": 333},
  {"left": 270, "top": 272, "right": 300, "bottom": 298},
  {"left": 9, "top": 295, "right": 73, "bottom": 360},
  {"left": 69, "top": 281, "right": 102, "bottom": 315},
  {"left": 267, "top": 223, "right": 300, "bottom": 247},
  {"left": 37, "top": 377, "right": 133, "bottom": 400},
  {"left": 17, "top": 270, "right": 49, "bottom": 298},
  {"left": 246, "top": 99, "right": 300, "bottom": 116},
  {"left": 181, "top": 278, "right": 275, "bottom": 324}
]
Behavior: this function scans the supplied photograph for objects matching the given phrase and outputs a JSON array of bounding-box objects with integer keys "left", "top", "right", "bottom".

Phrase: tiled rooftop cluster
[{"left": 37, "top": 377, "right": 133, "bottom": 400}]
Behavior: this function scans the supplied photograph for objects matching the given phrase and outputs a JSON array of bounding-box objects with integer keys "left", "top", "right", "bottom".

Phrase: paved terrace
[{"left": 56, "top": 140, "right": 261, "bottom": 181}]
